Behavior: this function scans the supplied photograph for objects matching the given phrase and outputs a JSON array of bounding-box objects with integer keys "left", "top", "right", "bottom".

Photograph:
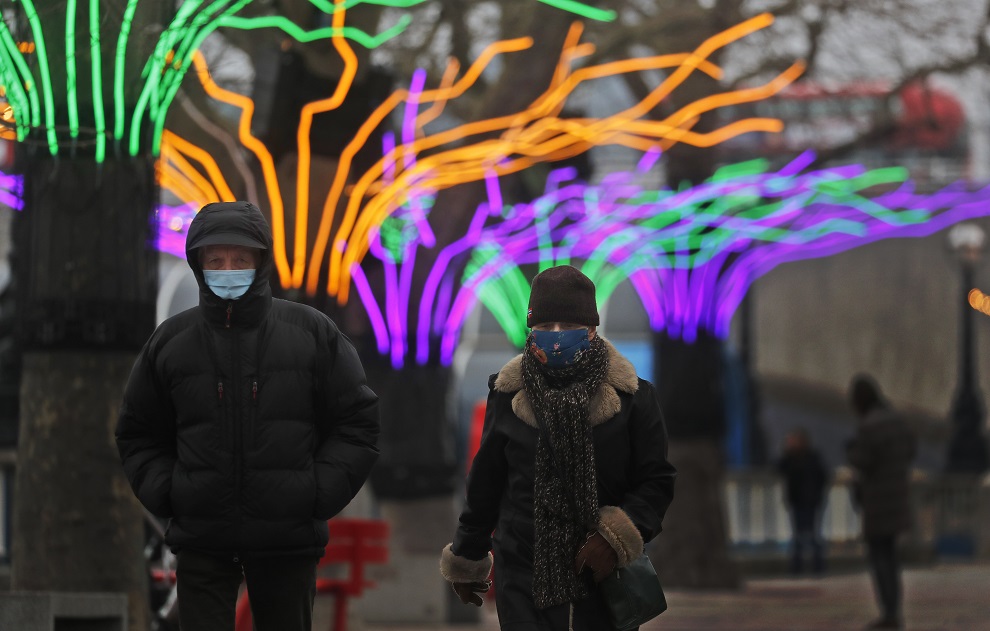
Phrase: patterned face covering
[{"left": 529, "top": 328, "right": 591, "bottom": 368}]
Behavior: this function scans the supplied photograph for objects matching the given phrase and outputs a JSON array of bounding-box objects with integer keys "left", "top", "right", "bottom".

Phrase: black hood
[{"left": 186, "top": 201, "right": 274, "bottom": 326}]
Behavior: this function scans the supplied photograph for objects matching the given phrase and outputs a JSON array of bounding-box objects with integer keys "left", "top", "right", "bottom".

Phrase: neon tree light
[
  {"left": 536, "top": 0, "right": 616, "bottom": 22},
  {"left": 342, "top": 150, "right": 990, "bottom": 367},
  {"left": 187, "top": 12, "right": 801, "bottom": 297},
  {"left": 0, "top": 0, "right": 624, "bottom": 160},
  {"left": 6, "top": 146, "right": 987, "bottom": 369},
  {"left": 325, "top": 14, "right": 803, "bottom": 302},
  {"left": 440, "top": 157, "right": 990, "bottom": 355},
  {"left": 0, "top": 171, "right": 22, "bottom": 210},
  {"left": 0, "top": 0, "right": 443, "bottom": 159}
]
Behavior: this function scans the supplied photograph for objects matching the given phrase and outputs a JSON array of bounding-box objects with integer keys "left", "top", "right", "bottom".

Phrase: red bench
[{"left": 235, "top": 517, "right": 390, "bottom": 631}]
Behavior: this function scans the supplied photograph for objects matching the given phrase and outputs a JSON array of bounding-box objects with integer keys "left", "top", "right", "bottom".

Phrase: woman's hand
[
  {"left": 574, "top": 531, "right": 618, "bottom": 582},
  {"left": 451, "top": 580, "right": 491, "bottom": 606}
]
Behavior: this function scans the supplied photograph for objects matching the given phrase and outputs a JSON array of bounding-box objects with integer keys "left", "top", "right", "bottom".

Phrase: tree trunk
[
  {"left": 12, "top": 153, "right": 158, "bottom": 631},
  {"left": 12, "top": 353, "right": 150, "bottom": 631},
  {"left": 650, "top": 438, "right": 740, "bottom": 589},
  {"left": 364, "top": 351, "right": 458, "bottom": 500},
  {"left": 651, "top": 331, "right": 741, "bottom": 588}
]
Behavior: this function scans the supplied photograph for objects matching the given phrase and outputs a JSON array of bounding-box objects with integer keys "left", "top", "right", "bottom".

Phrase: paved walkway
[{"left": 365, "top": 562, "right": 990, "bottom": 630}]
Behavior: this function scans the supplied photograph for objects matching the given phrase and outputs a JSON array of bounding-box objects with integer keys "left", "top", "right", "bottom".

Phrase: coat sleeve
[
  {"left": 441, "top": 381, "right": 506, "bottom": 582},
  {"left": 312, "top": 325, "right": 381, "bottom": 520},
  {"left": 115, "top": 339, "right": 177, "bottom": 518},
  {"left": 846, "top": 427, "right": 874, "bottom": 474},
  {"left": 614, "top": 381, "right": 676, "bottom": 546}
]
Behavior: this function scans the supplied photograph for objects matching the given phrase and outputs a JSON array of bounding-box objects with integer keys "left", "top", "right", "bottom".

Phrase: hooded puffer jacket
[{"left": 116, "top": 201, "right": 379, "bottom": 558}]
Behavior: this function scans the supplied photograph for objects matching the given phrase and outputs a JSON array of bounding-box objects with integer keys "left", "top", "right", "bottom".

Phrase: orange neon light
[
  {"left": 307, "top": 37, "right": 535, "bottom": 295},
  {"left": 189, "top": 52, "right": 292, "bottom": 287},
  {"left": 326, "top": 14, "right": 798, "bottom": 301},
  {"left": 292, "top": 0, "right": 359, "bottom": 288},
  {"left": 174, "top": 12, "right": 798, "bottom": 303},
  {"left": 161, "top": 130, "right": 236, "bottom": 202}
]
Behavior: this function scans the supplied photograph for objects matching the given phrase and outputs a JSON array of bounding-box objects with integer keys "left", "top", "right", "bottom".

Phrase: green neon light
[
  {"left": 0, "top": 41, "right": 32, "bottom": 139},
  {"left": 315, "top": 0, "right": 429, "bottom": 11},
  {"left": 113, "top": 0, "right": 141, "bottom": 140},
  {"left": 65, "top": 0, "right": 79, "bottom": 138},
  {"left": 470, "top": 255, "right": 530, "bottom": 347},
  {"left": 151, "top": 0, "right": 253, "bottom": 155},
  {"left": 217, "top": 14, "right": 414, "bottom": 49},
  {"left": 19, "top": 0, "right": 58, "bottom": 154},
  {"left": 0, "top": 19, "right": 39, "bottom": 133},
  {"left": 537, "top": 0, "right": 617, "bottom": 22},
  {"left": 128, "top": 0, "right": 206, "bottom": 155},
  {"left": 89, "top": 0, "right": 105, "bottom": 161}
]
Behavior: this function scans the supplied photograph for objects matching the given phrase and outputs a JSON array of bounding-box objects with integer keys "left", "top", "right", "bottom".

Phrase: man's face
[{"left": 200, "top": 244, "right": 260, "bottom": 271}]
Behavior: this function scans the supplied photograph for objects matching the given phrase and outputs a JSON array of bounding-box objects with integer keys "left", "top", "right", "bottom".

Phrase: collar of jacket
[
  {"left": 493, "top": 337, "right": 639, "bottom": 428},
  {"left": 199, "top": 282, "right": 273, "bottom": 328}
]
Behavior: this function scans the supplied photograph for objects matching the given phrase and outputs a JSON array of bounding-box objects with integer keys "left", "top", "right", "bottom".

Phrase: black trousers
[
  {"left": 789, "top": 507, "right": 824, "bottom": 574},
  {"left": 866, "top": 535, "right": 902, "bottom": 622},
  {"left": 176, "top": 549, "right": 318, "bottom": 631}
]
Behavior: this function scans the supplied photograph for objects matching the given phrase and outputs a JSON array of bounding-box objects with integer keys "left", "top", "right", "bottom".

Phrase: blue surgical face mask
[
  {"left": 528, "top": 328, "right": 590, "bottom": 368},
  {"left": 203, "top": 269, "right": 256, "bottom": 300}
]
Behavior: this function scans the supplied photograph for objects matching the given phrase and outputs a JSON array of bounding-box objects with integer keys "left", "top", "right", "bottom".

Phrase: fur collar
[{"left": 493, "top": 337, "right": 639, "bottom": 428}]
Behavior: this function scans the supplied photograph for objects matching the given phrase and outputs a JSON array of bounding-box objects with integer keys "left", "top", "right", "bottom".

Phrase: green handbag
[{"left": 600, "top": 553, "right": 667, "bottom": 631}]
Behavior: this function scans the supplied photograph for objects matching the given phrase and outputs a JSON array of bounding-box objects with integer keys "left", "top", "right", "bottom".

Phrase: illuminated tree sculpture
[
  {"left": 172, "top": 12, "right": 801, "bottom": 299},
  {"left": 130, "top": 148, "right": 990, "bottom": 373},
  {"left": 450, "top": 151, "right": 990, "bottom": 339}
]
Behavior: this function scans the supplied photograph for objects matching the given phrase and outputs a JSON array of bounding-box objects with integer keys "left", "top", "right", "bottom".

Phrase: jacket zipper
[
  {"left": 225, "top": 303, "right": 232, "bottom": 328},
  {"left": 249, "top": 380, "right": 258, "bottom": 453},
  {"left": 232, "top": 328, "right": 243, "bottom": 557}
]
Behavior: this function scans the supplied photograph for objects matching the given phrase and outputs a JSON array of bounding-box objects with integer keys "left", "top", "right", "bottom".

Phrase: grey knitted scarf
[{"left": 522, "top": 334, "right": 608, "bottom": 609}]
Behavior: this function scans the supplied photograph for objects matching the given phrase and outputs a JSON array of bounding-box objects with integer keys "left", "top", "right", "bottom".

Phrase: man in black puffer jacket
[{"left": 115, "top": 201, "right": 380, "bottom": 631}]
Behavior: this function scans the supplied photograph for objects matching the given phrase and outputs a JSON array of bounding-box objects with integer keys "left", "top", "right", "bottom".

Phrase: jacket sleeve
[
  {"left": 604, "top": 380, "right": 676, "bottom": 554},
  {"left": 115, "top": 339, "right": 177, "bottom": 518},
  {"left": 846, "top": 427, "right": 874, "bottom": 474},
  {"left": 441, "top": 382, "right": 506, "bottom": 582},
  {"left": 312, "top": 325, "right": 381, "bottom": 520}
]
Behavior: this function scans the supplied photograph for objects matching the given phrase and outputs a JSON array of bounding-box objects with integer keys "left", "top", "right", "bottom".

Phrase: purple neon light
[
  {"left": 0, "top": 172, "right": 22, "bottom": 211},
  {"left": 350, "top": 262, "right": 390, "bottom": 354}
]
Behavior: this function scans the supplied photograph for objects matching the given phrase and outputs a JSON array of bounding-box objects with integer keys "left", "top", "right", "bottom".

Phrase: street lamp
[{"left": 946, "top": 222, "right": 989, "bottom": 473}]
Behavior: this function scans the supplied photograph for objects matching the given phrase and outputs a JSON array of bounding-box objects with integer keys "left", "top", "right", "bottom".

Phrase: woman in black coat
[{"left": 440, "top": 265, "right": 676, "bottom": 630}]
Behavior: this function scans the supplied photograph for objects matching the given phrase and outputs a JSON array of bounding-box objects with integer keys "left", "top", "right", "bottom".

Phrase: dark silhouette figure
[
  {"left": 777, "top": 429, "right": 828, "bottom": 574},
  {"left": 847, "top": 374, "right": 917, "bottom": 631}
]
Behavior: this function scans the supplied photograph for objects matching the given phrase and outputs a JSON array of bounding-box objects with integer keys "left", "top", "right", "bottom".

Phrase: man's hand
[
  {"left": 451, "top": 581, "right": 490, "bottom": 606},
  {"left": 574, "top": 531, "right": 618, "bottom": 582}
]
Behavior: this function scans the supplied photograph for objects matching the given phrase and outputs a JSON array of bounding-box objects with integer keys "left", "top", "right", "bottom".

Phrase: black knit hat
[{"left": 527, "top": 265, "right": 599, "bottom": 327}]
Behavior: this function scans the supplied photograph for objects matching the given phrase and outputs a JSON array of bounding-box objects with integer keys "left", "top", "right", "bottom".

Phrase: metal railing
[
  {"left": 723, "top": 470, "right": 861, "bottom": 549},
  {"left": 723, "top": 469, "right": 990, "bottom": 558}
]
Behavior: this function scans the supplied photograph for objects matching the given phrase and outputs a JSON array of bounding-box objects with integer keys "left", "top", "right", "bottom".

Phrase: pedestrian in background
[
  {"left": 116, "top": 201, "right": 380, "bottom": 631},
  {"left": 440, "top": 265, "right": 676, "bottom": 630},
  {"left": 847, "top": 374, "right": 917, "bottom": 631},
  {"left": 777, "top": 428, "right": 828, "bottom": 575}
]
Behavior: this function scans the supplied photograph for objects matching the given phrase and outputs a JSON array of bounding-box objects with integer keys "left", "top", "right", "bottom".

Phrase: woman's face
[{"left": 531, "top": 322, "right": 597, "bottom": 339}]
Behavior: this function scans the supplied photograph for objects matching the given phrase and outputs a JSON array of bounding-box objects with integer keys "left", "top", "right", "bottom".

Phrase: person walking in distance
[
  {"left": 777, "top": 428, "right": 829, "bottom": 575},
  {"left": 116, "top": 201, "right": 380, "bottom": 631},
  {"left": 847, "top": 374, "right": 916, "bottom": 630},
  {"left": 440, "top": 265, "right": 676, "bottom": 630}
]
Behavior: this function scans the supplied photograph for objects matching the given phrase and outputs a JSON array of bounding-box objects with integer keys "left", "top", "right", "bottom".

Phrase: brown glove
[
  {"left": 573, "top": 531, "right": 618, "bottom": 582},
  {"left": 451, "top": 580, "right": 490, "bottom": 606}
]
